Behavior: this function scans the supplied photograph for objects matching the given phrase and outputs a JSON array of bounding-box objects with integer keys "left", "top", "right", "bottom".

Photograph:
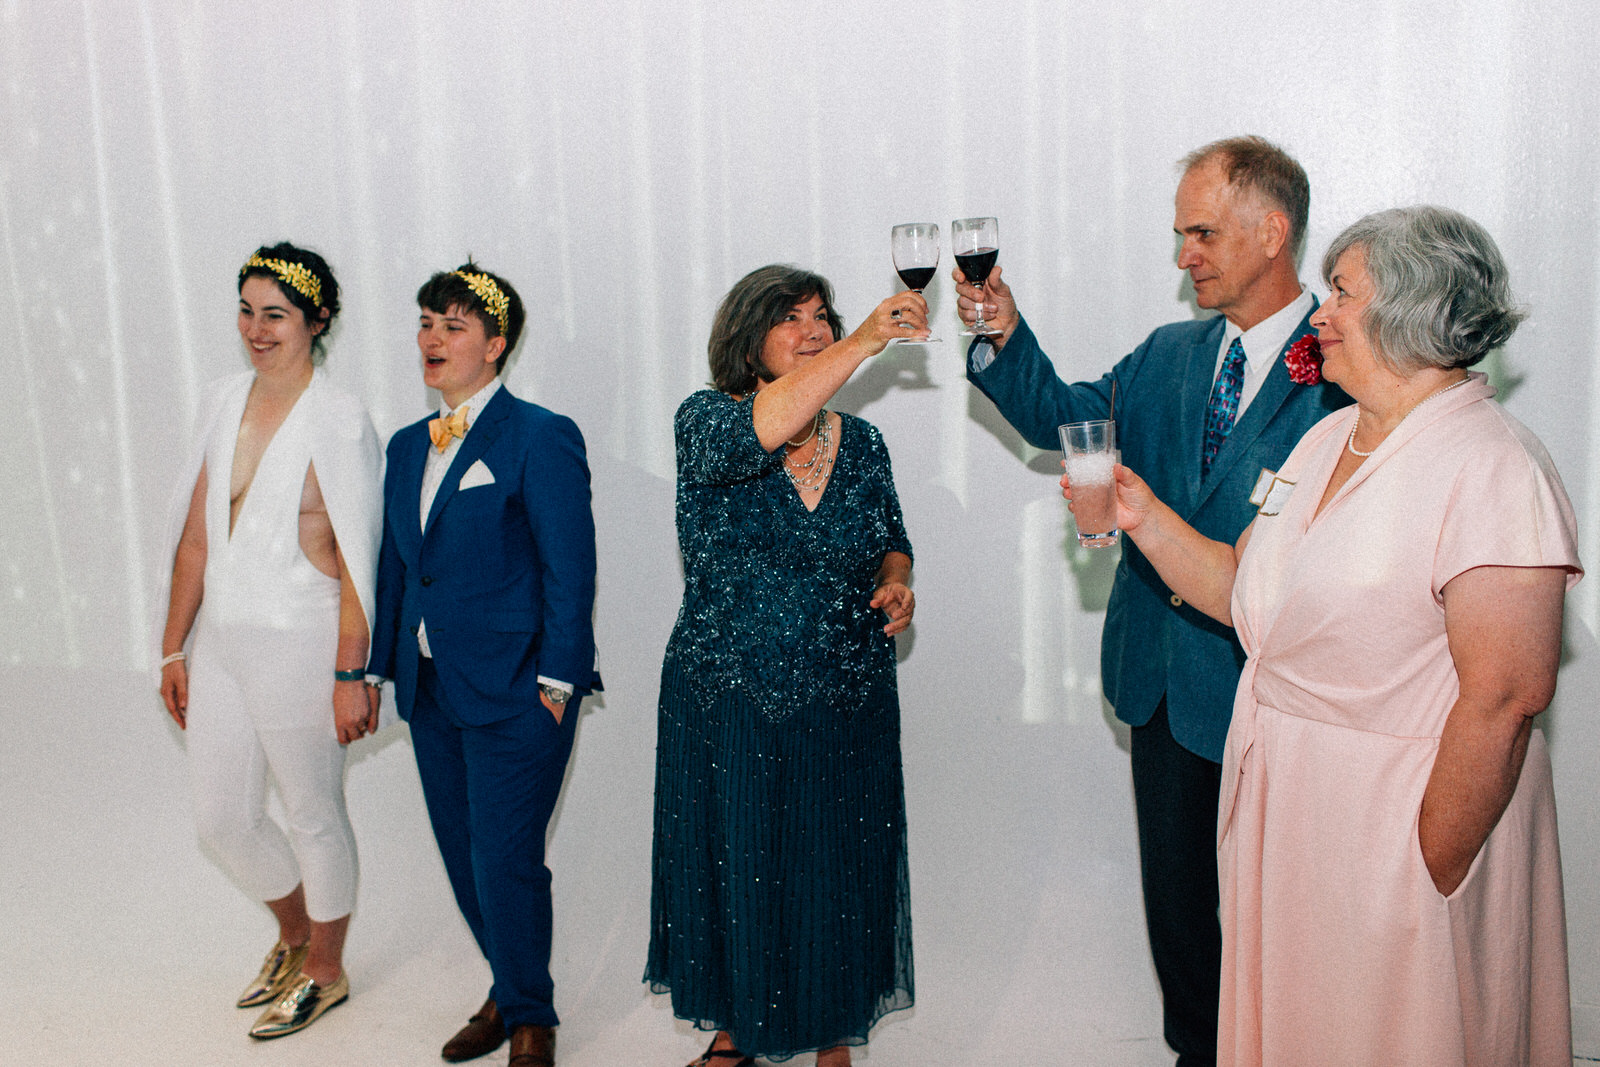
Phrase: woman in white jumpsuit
[{"left": 158, "top": 244, "right": 382, "bottom": 1039}]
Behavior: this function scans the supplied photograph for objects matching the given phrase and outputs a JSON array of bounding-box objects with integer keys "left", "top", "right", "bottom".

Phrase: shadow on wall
[
  {"left": 1546, "top": 610, "right": 1600, "bottom": 1057},
  {"left": 965, "top": 388, "right": 1122, "bottom": 616},
  {"left": 831, "top": 343, "right": 937, "bottom": 417}
]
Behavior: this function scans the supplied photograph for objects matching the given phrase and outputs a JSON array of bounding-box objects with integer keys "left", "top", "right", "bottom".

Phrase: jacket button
[
  {"left": 420, "top": 576, "right": 433, "bottom": 587},
  {"left": 409, "top": 625, "right": 418, "bottom": 635},
  {"left": 1170, "top": 594, "right": 1183, "bottom": 607}
]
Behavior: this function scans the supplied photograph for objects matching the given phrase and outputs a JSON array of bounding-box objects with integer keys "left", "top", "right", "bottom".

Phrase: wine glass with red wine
[
  {"left": 952, "top": 216, "right": 1001, "bottom": 336},
  {"left": 889, "top": 222, "right": 942, "bottom": 345}
]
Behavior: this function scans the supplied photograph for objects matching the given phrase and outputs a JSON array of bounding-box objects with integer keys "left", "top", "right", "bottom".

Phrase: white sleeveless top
[{"left": 158, "top": 369, "right": 383, "bottom": 644}]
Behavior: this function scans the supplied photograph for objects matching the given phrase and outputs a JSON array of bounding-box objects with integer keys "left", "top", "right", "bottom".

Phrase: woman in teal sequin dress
[{"left": 647, "top": 266, "right": 927, "bottom": 1067}]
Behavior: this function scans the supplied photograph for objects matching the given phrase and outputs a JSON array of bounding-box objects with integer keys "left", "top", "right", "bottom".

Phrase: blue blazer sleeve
[
  {"left": 966, "top": 316, "right": 1120, "bottom": 449},
  {"left": 524, "top": 411, "right": 601, "bottom": 691}
]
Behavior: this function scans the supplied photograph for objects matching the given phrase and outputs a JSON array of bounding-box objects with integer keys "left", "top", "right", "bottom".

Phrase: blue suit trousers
[{"left": 410, "top": 655, "right": 579, "bottom": 1030}]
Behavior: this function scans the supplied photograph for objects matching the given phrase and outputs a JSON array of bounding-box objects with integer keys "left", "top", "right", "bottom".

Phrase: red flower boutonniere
[{"left": 1284, "top": 335, "right": 1323, "bottom": 385}]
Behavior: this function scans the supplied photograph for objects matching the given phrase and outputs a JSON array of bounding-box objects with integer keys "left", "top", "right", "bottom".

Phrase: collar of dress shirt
[
  {"left": 439, "top": 376, "right": 503, "bottom": 427},
  {"left": 1221, "top": 287, "right": 1315, "bottom": 370}
]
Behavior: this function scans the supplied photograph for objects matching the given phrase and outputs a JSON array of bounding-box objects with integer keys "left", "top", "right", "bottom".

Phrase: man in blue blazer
[
  {"left": 367, "top": 264, "right": 600, "bottom": 1067},
  {"left": 956, "top": 137, "right": 1346, "bottom": 1066}
]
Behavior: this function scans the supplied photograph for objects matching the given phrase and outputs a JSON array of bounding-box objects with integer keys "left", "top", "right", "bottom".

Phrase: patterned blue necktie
[{"left": 1201, "top": 337, "right": 1246, "bottom": 478}]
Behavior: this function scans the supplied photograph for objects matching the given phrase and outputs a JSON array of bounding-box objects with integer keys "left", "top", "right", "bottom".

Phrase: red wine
[
  {"left": 955, "top": 247, "right": 998, "bottom": 285},
  {"left": 896, "top": 266, "right": 936, "bottom": 291}
]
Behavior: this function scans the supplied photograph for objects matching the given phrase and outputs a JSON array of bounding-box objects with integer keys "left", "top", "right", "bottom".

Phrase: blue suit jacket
[
  {"left": 368, "top": 385, "right": 602, "bottom": 726},
  {"left": 969, "top": 311, "right": 1347, "bottom": 762}
]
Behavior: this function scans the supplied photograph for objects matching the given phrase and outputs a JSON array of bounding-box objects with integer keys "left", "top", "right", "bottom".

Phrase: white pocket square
[{"left": 458, "top": 459, "right": 496, "bottom": 491}]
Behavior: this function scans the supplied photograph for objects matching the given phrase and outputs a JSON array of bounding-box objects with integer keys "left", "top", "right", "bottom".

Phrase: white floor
[
  {"left": 2, "top": 666, "right": 1177, "bottom": 1066},
  {"left": 7, "top": 666, "right": 1592, "bottom": 1066}
]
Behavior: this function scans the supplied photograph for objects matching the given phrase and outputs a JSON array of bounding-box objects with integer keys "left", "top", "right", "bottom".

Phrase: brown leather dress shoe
[
  {"left": 441, "top": 997, "right": 505, "bottom": 1062},
  {"left": 508, "top": 1023, "right": 556, "bottom": 1067}
]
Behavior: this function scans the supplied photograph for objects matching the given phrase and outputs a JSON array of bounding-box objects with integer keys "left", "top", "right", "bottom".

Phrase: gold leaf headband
[
  {"left": 240, "top": 253, "right": 323, "bottom": 309},
  {"left": 453, "top": 270, "right": 511, "bottom": 338}
]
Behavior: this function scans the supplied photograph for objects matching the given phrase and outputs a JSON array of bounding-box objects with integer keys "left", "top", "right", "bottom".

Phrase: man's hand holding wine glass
[{"left": 953, "top": 263, "right": 1019, "bottom": 349}]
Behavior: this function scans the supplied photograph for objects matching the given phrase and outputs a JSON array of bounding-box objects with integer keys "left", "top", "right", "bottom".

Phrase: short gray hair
[
  {"left": 1182, "top": 135, "right": 1310, "bottom": 258},
  {"left": 1321, "top": 205, "right": 1525, "bottom": 373}
]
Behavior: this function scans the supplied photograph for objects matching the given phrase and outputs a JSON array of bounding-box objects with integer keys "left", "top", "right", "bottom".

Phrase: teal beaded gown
[{"left": 647, "top": 390, "right": 914, "bottom": 1061}]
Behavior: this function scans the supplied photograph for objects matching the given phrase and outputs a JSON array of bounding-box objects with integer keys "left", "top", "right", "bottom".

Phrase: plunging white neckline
[{"left": 227, "top": 377, "right": 310, "bottom": 541}]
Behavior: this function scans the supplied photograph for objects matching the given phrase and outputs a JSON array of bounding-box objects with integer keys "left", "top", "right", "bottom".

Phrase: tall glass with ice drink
[{"left": 1059, "top": 420, "right": 1118, "bottom": 547}]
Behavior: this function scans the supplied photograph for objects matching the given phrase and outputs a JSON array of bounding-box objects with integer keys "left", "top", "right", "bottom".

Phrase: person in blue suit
[
  {"left": 954, "top": 137, "right": 1346, "bottom": 1066},
  {"left": 366, "top": 263, "right": 600, "bottom": 1067}
]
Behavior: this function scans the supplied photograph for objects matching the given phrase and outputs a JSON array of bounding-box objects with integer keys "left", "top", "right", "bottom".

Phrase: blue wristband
[{"left": 334, "top": 668, "right": 366, "bottom": 682}]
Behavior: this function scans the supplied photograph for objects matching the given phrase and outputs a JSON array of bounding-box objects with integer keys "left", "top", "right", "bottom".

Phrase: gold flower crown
[
  {"left": 240, "top": 253, "right": 323, "bottom": 308},
  {"left": 453, "top": 270, "right": 511, "bottom": 338}
]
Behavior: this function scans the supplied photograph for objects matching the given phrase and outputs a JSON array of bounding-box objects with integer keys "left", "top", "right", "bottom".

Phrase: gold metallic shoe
[
  {"left": 248, "top": 971, "right": 349, "bottom": 1039},
  {"left": 236, "top": 939, "right": 309, "bottom": 1008}
]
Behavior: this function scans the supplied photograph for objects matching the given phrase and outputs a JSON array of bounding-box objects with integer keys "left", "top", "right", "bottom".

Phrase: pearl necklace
[
  {"left": 785, "top": 410, "right": 835, "bottom": 492},
  {"left": 786, "top": 410, "right": 821, "bottom": 448},
  {"left": 1346, "top": 375, "right": 1471, "bottom": 458}
]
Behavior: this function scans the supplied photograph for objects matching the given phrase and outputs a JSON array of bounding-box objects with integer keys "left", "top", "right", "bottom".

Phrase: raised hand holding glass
[
  {"left": 953, "top": 216, "right": 1001, "bottom": 337},
  {"left": 889, "top": 222, "right": 942, "bottom": 345}
]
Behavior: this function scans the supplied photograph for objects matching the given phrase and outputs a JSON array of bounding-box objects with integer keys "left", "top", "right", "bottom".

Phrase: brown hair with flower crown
[
  {"left": 454, "top": 271, "right": 510, "bottom": 338},
  {"left": 238, "top": 242, "right": 341, "bottom": 362},
  {"left": 416, "top": 261, "right": 526, "bottom": 373},
  {"left": 243, "top": 254, "right": 321, "bottom": 307}
]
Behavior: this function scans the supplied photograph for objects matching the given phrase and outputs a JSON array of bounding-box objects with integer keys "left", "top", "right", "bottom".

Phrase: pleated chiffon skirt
[{"left": 646, "top": 664, "right": 914, "bottom": 1060}]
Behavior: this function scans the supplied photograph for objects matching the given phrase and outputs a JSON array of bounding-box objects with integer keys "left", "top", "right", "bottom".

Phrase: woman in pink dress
[{"left": 1065, "top": 206, "right": 1581, "bottom": 1066}]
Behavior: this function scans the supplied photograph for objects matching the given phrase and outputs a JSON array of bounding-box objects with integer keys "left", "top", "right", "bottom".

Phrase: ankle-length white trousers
[{"left": 185, "top": 583, "right": 357, "bottom": 921}]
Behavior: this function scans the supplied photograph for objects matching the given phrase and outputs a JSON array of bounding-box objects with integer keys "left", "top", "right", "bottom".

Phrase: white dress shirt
[
  {"left": 419, "top": 378, "right": 502, "bottom": 538},
  {"left": 1213, "top": 288, "right": 1315, "bottom": 419}
]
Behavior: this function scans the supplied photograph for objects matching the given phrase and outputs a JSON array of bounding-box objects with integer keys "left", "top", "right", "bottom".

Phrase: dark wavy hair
[
  {"left": 707, "top": 264, "right": 844, "bottom": 395},
  {"left": 415, "top": 261, "right": 526, "bottom": 373},
  {"left": 1322, "top": 206, "right": 1525, "bottom": 373},
  {"left": 238, "top": 242, "right": 341, "bottom": 362}
]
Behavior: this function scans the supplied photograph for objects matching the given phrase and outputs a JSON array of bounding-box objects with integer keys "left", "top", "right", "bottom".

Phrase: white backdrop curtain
[{"left": 3, "top": 0, "right": 1597, "bottom": 1062}]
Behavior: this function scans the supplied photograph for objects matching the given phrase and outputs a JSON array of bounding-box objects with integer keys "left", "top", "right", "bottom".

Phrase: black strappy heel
[{"left": 686, "top": 1035, "right": 756, "bottom": 1067}]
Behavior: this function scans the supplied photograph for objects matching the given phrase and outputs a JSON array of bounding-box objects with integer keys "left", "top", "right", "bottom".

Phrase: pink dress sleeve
[{"left": 1432, "top": 407, "right": 1582, "bottom": 596}]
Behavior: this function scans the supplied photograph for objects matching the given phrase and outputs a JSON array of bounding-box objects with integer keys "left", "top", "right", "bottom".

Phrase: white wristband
[{"left": 160, "top": 651, "right": 187, "bottom": 667}]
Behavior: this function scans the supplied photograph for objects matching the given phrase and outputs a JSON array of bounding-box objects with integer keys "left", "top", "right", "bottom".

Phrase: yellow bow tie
[{"left": 429, "top": 407, "right": 469, "bottom": 453}]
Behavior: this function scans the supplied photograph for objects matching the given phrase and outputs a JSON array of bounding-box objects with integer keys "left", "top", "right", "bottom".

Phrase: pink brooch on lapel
[{"left": 1284, "top": 335, "right": 1323, "bottom": 385}]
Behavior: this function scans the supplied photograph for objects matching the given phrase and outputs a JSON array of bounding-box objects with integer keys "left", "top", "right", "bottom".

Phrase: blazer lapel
[
  {"left": 1176, "top": 318, "right": 1226, "bottom": 510},
  {"left": 424, "top": 386, "right": 511, "bottom": 534},
  {"left": 392, "top": 421, "right": 431, "bottom": 557},
  {"left": 1192, "top": 304, "right": 1319, "bottom": 512}
]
